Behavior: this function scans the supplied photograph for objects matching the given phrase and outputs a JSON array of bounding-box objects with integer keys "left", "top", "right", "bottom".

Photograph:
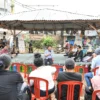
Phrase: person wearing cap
[
  {"left": 84, "top": 48, "right": 100, "bottom": 91},
  {"left": 56, "top": 58, "right": 82, "bottom": 100}
]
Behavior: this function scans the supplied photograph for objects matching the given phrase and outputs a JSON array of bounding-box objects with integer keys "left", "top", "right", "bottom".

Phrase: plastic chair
[
  {"left": 27, "top": 64, "right": 36, "bottom": 79},
  {"left": 75, "top": 66, "right": 85, "bottom": 80},
  {"left": 92, "top": 90, "right": 100, "bottom": 100},
  {"left": 11, "top": 63, "right": 27, "bottom": 78},
  {"left": 58, "top": 81, "right": 83, "bottom": 100},
  {"left": 52, "top": 65, "right": 63, "bottom": 80},
  {"left": 27, "top": 64, "right": 36, "bottom": 71},
  {"left": 28, "top": 77, "right": 49, "bottom": 100},
  {"left": 75, "top": 66, "right": 85, "bottom": 74},
  {"left": 93, "top": 67, "right": 99, "bottom": 76}
]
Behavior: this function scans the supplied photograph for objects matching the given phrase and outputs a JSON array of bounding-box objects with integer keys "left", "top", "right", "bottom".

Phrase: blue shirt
[
  {"left": 44, "top": 50, "right": 54, "bottom": 59},
  {"left": 91, "top": 55, "right": 100, "bottom": 75}
]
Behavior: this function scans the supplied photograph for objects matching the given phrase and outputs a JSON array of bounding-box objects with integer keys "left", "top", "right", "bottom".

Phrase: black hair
[
  {"left": 78, "top": 45, "right": 81, "bottom": 49},
  {"left": 65, "top": 59, "right": 75, "bottom": 70},
  {"left": 65, "top": 40, "right": 68, "bottom": 42},
  {"left": 47, "top": 46, "right": 52, "bottom": 48},
  {"left": 0, "top": 54, "right": 11, "bottom": 70},
  {"left": 65, "top": 64, "right": 74, "bottom": 69},
  {"left": 34, "top": 53, "right": 43, "bottom": 67}
]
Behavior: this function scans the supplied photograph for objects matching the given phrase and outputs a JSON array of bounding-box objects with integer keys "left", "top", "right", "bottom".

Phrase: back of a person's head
[
  {"left": 78, "top": 45, "right": 81, "bottom": 49},
  {"left": 65, "top": 58, "right": 75, "bottom": 70},
  {"left": 34, "top": 53, "right": 43, "bottom": 67},
  {"left": 95, "top": 48, "right": 100, "bottom": 55},
  {"left": 0, "top": 54, "right": 11, "bottom": 70}
]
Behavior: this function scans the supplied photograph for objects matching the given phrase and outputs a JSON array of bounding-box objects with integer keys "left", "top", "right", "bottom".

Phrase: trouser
[
  {"left": 84, "top": 87, "right": 100, "bottom": 100},
  {"left": 29, "top": 47, "right": 33, "bottom": 53},
  {"left": 31, "top": 86, "right": 55, "bottom": 97},
  {"left": 84, "top": 72, "right": 93, "bottom": 87},
  {"left": 45, "top": 58, "right": 53, "bottom": 65},
  {"left": 74, "top": 56, "right": 83, "bottom": 62}
]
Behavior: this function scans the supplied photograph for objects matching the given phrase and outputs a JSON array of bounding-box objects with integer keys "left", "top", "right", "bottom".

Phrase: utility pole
[{"left": 11, "top": 0, "right": 14, "bottom": 13}]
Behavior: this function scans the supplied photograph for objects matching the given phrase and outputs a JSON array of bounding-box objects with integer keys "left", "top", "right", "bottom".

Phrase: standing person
[
  {"left": 2, "top": 36, "right": 7, "bottom": 47},
  {"left": 56, "top": 58, "right": 82, "bottom": 100},
  {"left": 29, "top": 40, "right": 33, "bottom": 53},
  {"left": 44, "top": 46, "right": 54, "bottom": 65},
  {"left": 64, "top": 40, "right": 70, "bottom": 56},
  {"left": 74, "top": 45, "right": 83, "bottom": 62}
]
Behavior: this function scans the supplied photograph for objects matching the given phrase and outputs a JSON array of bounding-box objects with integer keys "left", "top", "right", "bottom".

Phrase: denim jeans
[{"left": 84, "top": 72, "right": 93, "bottom": 87}]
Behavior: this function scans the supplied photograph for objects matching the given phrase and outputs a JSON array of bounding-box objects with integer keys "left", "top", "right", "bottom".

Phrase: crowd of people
[
  {"left": 64, "top": 40, "right": 94, "bottom": 62},
  {"left": 0, "top": 41, "right": 100, "bottom": 100}
]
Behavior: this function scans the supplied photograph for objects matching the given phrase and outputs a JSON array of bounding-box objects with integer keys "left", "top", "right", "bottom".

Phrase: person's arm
[
  {"left": 79, "top": 50, "right": 83, "bottom": 57},
  {"left": 91, "top": 59, "right": 96, "bottom": 71},
  {"left": 51, "top": 50, "right": 54, "bottom": 59},
  {"left": 16, "top": 73, "right": 23, "bottom": 83},
  {"left": 48, "top": 66, "right": 56, "bottom": 74},
  {"left": 44, "top": 50, "right": 51, "bottom": 57}
]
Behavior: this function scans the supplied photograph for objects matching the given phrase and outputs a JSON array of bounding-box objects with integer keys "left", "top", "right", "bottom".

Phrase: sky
[
  {"left": 0, "top": 0, "right": 100, "bottom": 19},
  {"left": 13, "top": 0, "right": 100, "bottom": 16}
]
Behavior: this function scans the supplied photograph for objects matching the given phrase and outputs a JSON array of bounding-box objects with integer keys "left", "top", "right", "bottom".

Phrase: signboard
[
  {"left": 74, "top": 34, "right": 82, "bottom": 46},
  {"left": 18, "top": 36, "right": 25, "bottom": 53},
  {"left": 85, "top": 30, "right": 97, "bottom": 36}
]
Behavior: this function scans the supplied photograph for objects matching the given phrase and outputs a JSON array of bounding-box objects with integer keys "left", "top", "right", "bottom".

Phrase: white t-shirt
[
  {"left": 72, "top": 48, "right": 77, "bottom": 52},
  {"left": 29, "top": 66, "right": 56, "bottom": 91}
]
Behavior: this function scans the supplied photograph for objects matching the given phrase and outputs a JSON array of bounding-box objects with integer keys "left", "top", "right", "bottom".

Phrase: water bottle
[{"left": 13, "top": 64, "right": 17, "bottom": 71}]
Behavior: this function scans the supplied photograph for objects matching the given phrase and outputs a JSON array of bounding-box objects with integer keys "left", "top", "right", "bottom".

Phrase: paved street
[{"left": 12, "top": 54, "right": 91, "bottom": 65}]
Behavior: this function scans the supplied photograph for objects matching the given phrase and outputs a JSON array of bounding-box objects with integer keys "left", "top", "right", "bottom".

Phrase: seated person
[
  {"left": 74, "top": 45, "right": 83, "bottom": 62},
  {"left": 84, "top": 48, "right": 100, "bottom": 91},
  {"left": 0, "top": 44, "right": 9, "bottom": 55},
  {"left": 83, "top": 53, "right": 96, "bottom": 62},
  {"left": 56, "top": 58, "right": 82, "bottom": 100},
  {"left": 68, "top": 44, "right": 77, "bottom": 58},
  {"left": 85, "top": 67, "right": 100, "bottom": 100},
  {"left": 0, "top": 54, "right": 23, "bottom": 100},
  {"left": 29, "top": 53, "right": 56, "bottom": 97}
]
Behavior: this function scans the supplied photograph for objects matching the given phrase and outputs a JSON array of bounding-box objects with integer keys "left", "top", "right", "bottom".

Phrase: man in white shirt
[
  {"left": 29, "top": 53, "right": 56, "bottom": 97},
  {"left": 44, "top": 46, "right": 54, "bottom": 65}
]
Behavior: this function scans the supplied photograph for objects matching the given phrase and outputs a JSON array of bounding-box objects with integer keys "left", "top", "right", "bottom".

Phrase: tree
[{"left": 42, "top": 36, "right": 57, "bottom": 47}]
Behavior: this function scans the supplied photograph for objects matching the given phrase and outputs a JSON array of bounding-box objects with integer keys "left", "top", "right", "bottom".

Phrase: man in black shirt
[
  {"left": 56, "top": 58, "right": 82, "bottom": 100},
  {"left": 0, "top": 54, "right": 23, "bottom": 100},
  {"left": 74, "top": 45, "right": 83, "bottom": 62}
]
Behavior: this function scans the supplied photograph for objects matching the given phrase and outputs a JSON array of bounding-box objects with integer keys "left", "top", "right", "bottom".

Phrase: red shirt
[{"left": 0, "top": 48, "right": 8, "bottom": 55}]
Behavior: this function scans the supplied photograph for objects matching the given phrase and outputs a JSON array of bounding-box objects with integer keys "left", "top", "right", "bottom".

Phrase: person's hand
[
  {"left": 48, "top": 53, "right": 51, "bottom": 56},
  {"left": 52, "top": 58, "right": 54, "bottom": 61}
]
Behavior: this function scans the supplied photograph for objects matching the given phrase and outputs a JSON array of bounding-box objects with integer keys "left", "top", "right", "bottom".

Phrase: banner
[{"left": 18, "top": 36, "right": 25, "bottom": 53}]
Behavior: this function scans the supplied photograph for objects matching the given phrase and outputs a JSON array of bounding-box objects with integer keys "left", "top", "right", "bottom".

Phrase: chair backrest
[
  {"left": 93, "top": 67, "right": 99, "bottom": 76},
  {"left": 28, "top": 77, "right": 49, "bottom": 98},
  {"left": 52, "top": 65, "right": 63, "bottom": 80},
  {"left": 58, "top": 81, "right": 83, "bottom": 100},
  {"left": 92, "top": 90, "right": 100, "bottom": 100},
  {"left": 27, "top": 64, "right": 36, "bottom": 71},
  {"left": 75, "top": 66, "right": 85, "bottom": 74},
  {"left": 11, "top": 63, "right": 27, "bottom": 78}
]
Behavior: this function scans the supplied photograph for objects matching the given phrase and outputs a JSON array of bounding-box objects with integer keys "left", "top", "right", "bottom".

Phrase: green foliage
[
  {"left": 24, "top": 34, "right": 30, "bottom": 43},
  {"left": 33, "top": 40, "right": 43, "bottom": 49},
  {"left": 42, "top": 36, "right": 57, "bottom": 47}
]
